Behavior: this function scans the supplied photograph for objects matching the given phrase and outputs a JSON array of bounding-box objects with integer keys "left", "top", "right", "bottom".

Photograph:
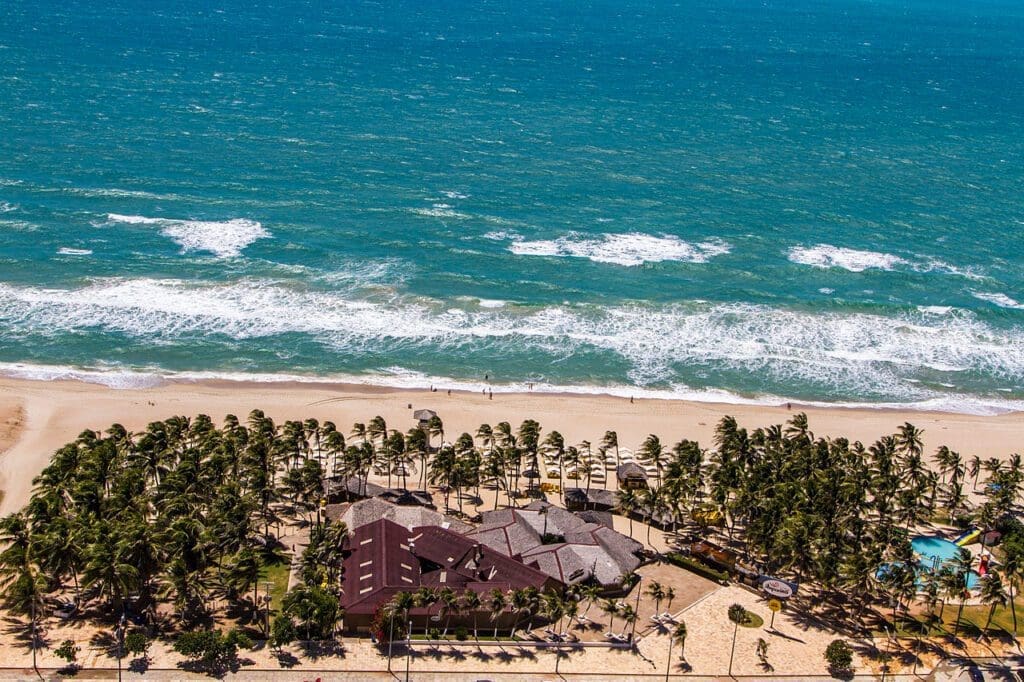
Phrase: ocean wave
[
  {"left": 57, "top": 247, "right": 93, "bottom": 256},
  {"left": 788, "top": 244, "right": 906, "bottom": 272},
  {"left": 507, "top": 232, "right": 731, "bottom": 266},
  {"left": 1, "top": 278, "right": 1023, "bottom": 405},
  {"left": 972, "top": 291, "right": 1024, "bottom": 310},
  {"left": 106, "top": 214, "right": 269, "bottom": 258},
  {"left": 0, "top": 202, "right": 16, "bottom": 213},
  {"left": 789, "top": 243, "right": 986, "bottom": 280}
]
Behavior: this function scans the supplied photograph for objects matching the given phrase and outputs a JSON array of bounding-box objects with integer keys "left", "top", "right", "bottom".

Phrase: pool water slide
[{"left": 954, "top": 528, "right": 982, "bottom": 547}]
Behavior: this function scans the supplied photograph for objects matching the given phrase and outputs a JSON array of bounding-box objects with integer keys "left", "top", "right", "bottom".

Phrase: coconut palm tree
[
  {"left": 460, "top": 589, "right": 481, "bottom": 639},
  {"left": 487, "top": 588, "right": 507, "bottom": 638},
  {"left": 727, "top": 603, "right": 747, "bottom": 677},
  {"left": 646, "top": 580, "right": 665, "bottom": 615},
  {"left": 602, "top": 431, "right": 620, "bottom": 469},
  {"left": 543, "top": 431, "right": 566, "bottom": 497},
  {"left": 0, "top": 513, "right": 48, "bottom": 678},
  {"left": 601, "top": 598, "right": 619, "bottom": 633},
  {"left": 941, "top": 551, "right": 972, "bottom": 637},
  {"left": 980, "top": 571, "right": 1008, "bottom": 634},
  {"left": 1003, "top": 548, "right": 1022, "bottom": 633},
  {"left": 670, "top": 620, "right": 688, "bottom": 675},
  {"left": 640, "top": 434, "right": 667, "bottom": 487},
  {"left": 617, "top": 488, "right": 639, "bottom": 538}
]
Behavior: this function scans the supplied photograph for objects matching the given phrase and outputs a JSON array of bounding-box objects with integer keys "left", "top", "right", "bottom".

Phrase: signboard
[
  {"left": 768, "top": 599, "right": 782, "bottom": 613},
  {"left": 760, "top": 577, "right": 796, "bottom": 599}
]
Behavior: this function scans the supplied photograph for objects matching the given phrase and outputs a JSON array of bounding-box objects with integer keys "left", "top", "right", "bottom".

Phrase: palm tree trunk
[
  {"left": 1007, "top": 579, "right": 1018, "bottom": 634},
  {"left": 985, "top": 604, "right": 997, "bottom": 632}
]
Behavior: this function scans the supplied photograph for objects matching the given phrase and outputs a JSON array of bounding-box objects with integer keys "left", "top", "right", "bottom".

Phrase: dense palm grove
[{"left": 0, "top": 409, "right": 1020, "bottom": 653}]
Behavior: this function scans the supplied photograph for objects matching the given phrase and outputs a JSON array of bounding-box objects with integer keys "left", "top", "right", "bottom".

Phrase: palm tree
[
  {"left": 617, "top": 488, "right": 638, "bottom": 538},
  {"left": 968, "top": 455, "right": 982, "bottom": 491},
  {"left": 620, "top": 603, "right": 638, "bottom": 640},
  {"left": 1003, "top": 549, "right": 1022, "bottom": 633},
  {"left": 0, "top": 513, "right": 47, "bottom": 678},
  {"left": 669, "top": 620, "right": 688, "bottom": 676},
  {"left": 980, "top": 571, "right": 1008, "bottom": 633},
  {"left": 426, "top": 415, "right": 445, "bottom": 452},
  {"left": 543, "top": 431, "right": 566, "bottom": 497},
  {"left": 581, "top": 583, "right": 601, "bottom": 618},
  {"left": 601, "top": 598, "right": 619, "bottom": 633},
  {"left": 487, "top": 588, "right": 507, "bottom": 638},
  {"left": 640, "top": 434, "right": 667, "bottom": 487},
  {"left": 602, "top": 431, "right": 620, "bottom": 470},
  {"left": 727, "top": 603, "right": 747, "bottom": 677},
  {"left": 940, "top": 552, "right": 972, "bottom": 637},
  {"left": 438, "top": 587, "right": 459, "bottom": 638},
  {"left": 462, "top": 589, "right": 481, "bottom": 639},
  {"left": 646, "top": 580, "right": 665, "bottom": 615}
]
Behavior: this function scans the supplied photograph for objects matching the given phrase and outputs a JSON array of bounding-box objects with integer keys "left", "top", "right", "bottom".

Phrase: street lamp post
[
  {"left": 405, "top": 619, "right": 413, "bottom": 681},
  {"left": 116, "top": 610, "right": 126, "bottom": 682},
  {"left": 665, "top": 630, "right": 674, "bottom": 682},
  {"left": 631, "top": 576, "right": 643, "bottom": 643}
]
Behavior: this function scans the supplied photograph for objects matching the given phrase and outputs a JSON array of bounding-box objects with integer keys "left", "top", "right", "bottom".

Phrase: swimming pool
[
  {"left": 912, "top": 536, "right": 962, "bottom": 564},
  {"left": 875, "top": 561, "right": 980, "bottom": 590},
  {"left": 910, "top": 536, "right": 980, "bottom": 589}
]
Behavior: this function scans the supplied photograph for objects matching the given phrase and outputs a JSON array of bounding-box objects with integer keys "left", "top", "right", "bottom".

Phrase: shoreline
[
  {"left": 3, "top": 374, "right": 1024, "bottom": 519},
  {"left": 1, "top": 360, "right": 1022, "bottom": 417}
]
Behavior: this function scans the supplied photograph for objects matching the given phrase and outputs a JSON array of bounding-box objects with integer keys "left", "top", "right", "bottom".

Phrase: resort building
[
  {"left": 331, "top": 496, "right": 472, "bottom": 534},
  {"left": 563, "top": 487, "right": 617, "bottom": 512},
  {"left": 465, "top": 501, "right": 645, "bottom": 590},
  {"left": 339, "top": 518, "right": 560, "bottom": 632}
]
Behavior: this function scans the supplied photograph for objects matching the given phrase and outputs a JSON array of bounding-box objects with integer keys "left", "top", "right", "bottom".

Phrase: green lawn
[
  {"left": 880, "top": 601, "right": 1024, "bottom": 637},
  {"left": 260, "top": 554, "right": 292, "bottom": 619}
]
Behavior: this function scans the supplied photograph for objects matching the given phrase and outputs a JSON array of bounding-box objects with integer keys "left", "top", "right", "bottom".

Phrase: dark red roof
[{"left": 341, "top": 519, "right": 562, "bottom": 617}]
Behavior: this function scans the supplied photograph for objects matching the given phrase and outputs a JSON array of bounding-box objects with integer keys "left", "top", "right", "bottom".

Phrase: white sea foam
[
  {"left": 1, "top": 278, "right": 1023, "bottom": 411},
  {"left": 507, "top": 232, "right": 731, "bottom": 266},
  {"left": 789, "top": 243, "right": 987, "bottom": 280},
  {"left": 917, "top": 305, "right": 953, "bottom": 315},
  {"left": 411, "top": 207, "right": 471, "bottom": 220},
  {"left": 483, "top": 230, "right": 521, "bottom": 241},
  {"left": 1, "top": 359, "right": 1021, "bottom": 416},
  {"left": 788, "top": 244, "right": 906, "bottom": 272},
  {"left": 57, "top": 247, "right": 93, "bottom": 256},
  {"left": 478, "top": 299, "right": 506, "bottom": 308},
  {"left": 106, "top": 214, "right": 269, "bottom": 258},
  {"left": 972, "top": 291, "right": 1024, "bottom": 310},
  {"left": 0, "top": 201, "right": 16, "bottom": 213}
]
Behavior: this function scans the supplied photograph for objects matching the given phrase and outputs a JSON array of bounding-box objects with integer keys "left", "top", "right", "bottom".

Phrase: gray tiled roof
[
  {"left": 466, "top": 501, "right": 642, "bottom": 587},
  {"left": 340, "top": 498, "right": 472, "bottom": 534}
]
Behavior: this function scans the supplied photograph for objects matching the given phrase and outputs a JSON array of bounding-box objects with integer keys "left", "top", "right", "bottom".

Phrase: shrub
[
  {"left": 124, "top": 631, "right": 149, "bottom": 657},
  {"left": 369, "top": 605, "right": 406, "bottom": 644},
  {"left": 174, "top": 629, "right": 253, "bottom": 670},
  {"left": 54, "top": 639, "right": 79, "bottom": 665},
  {"left": 271, "top": 616, "right": 298, "bottom": 649},
  {"left": 664, "top": 553, "right": 730, "bottom": 583},
  {"left": 454, "top": 625, "right": 469, "bottom": 641},
  {"left": 824, "top": 639, "right": 853, "bottom": 673},
  {"left": 428, "top": 627, "right": 442, "bottom": 640}
]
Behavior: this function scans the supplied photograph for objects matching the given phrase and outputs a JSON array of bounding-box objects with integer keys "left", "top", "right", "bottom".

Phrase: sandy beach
[{"left": 1, "top": 375, "right": 1022, "bottom": 516}]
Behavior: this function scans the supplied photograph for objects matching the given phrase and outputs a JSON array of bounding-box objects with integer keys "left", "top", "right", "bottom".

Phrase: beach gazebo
[
  {"left": 413, "top": 408, "right": 437, "bottom": 430},
  {"left": 616, "top": 463, "right": 648, "bottom": 491}
]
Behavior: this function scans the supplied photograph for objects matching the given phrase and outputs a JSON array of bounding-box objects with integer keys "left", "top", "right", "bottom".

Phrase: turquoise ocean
[{"left": 1, "top": 0, "right": 1023, "bottom": 413}]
